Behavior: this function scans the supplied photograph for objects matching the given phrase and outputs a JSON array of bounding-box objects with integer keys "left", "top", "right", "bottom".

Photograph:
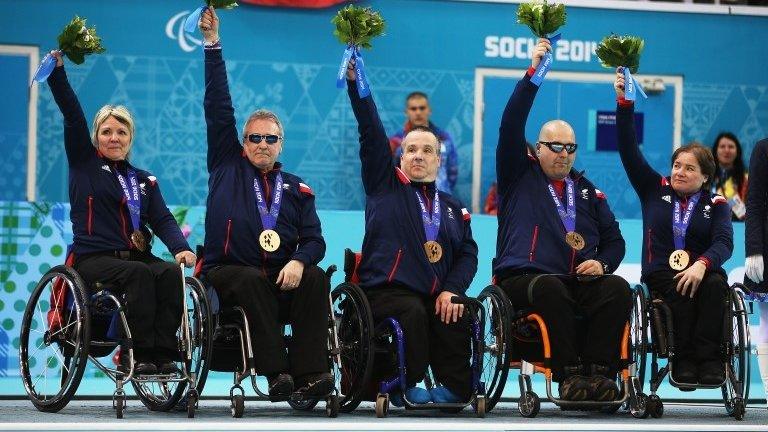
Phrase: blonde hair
[{"left": 91, "top": 105, "right": 135, "bottom": 148}]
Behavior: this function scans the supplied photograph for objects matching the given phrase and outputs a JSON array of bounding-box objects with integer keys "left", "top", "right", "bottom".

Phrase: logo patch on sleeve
[
  {"left": 461, "top": 208, "right": 471, "bottom": 221},
  {"left": 299, "top": 182, "right": 314, "bottom": 196}
]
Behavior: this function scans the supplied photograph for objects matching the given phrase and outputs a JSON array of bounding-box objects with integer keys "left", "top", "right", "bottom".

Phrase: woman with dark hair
[
  {"left": 712, "top": 132, "right": 748, "bottom": 221},
  {"left": 614, "top": 68, "right": 734, "bottom": 386}
]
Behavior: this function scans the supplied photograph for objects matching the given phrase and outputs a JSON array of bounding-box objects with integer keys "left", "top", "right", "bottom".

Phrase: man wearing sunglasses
[
  {"left": 389, "top": 92, "right": 459, "bottom": 194},
  {"left": 345, "top": 60, "right": 479, "bottom": 406},
  {"left": 493, "top": 38, "right": 631, "bottom": 404},
  {"left": 197, "top": 7, "right": 332, "bottom": 403}
]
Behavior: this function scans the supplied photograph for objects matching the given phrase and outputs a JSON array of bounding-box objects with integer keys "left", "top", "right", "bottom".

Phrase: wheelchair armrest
[{"left": 325, "top": 264, "right": 338, "bottom": 278}]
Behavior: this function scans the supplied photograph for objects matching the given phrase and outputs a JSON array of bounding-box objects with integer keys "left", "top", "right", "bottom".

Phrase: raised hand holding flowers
[
  {"left": 597, "top": 34, "right": 647, "bottom": 100},
  {"left": 184, "top": 0, "right": 238, "bottom": 34},
  {"left": 32, "top": 15, "right": 106, "bottom": 83},
  {"left": 517, "top": 1, "right": 566, "bottom": 86},
  {"left": 332, "top": 5, "right": 386, "bottom": 98}
]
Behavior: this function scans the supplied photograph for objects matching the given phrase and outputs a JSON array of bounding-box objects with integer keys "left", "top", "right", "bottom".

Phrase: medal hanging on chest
[
  {"left": 547, "top": 177, "right": 584, "bottom": 251},
  {"left": 115, "top": 167, "right": 146, "bottom": 252},
  {"left": 669, "top": 192, "right": 701, "bottom": 270},
  {"left": 254, "top": 173, "right": 284, "bottom": 253},
  {"left": 414, "top": 189, "right": 442, "bottom": 263}
]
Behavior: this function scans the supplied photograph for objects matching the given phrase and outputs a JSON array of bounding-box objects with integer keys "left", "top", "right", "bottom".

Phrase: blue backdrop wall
[{"left": 0, "top": 0, "right": 767, "bottom": 217}]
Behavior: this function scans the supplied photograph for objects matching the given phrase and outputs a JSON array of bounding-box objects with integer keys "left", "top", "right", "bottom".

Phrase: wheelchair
[
  {"left": 487, "top": 274, "right": 647, "bottom": 418},
  {"left": 332, "top": 249, "right": 511, "bottom": 418},
  {"left": 19, "top": 251, "right": 211, "bottom": 419},
  {"left": 637, "top": 282, "right": 750, "bottom": 420},
  {"left": 194, "top": 248, "right": 342, "bottom": 418}
]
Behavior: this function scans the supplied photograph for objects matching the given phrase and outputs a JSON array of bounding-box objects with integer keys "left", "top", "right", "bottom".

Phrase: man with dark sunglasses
[
  {"left": 389, "top": 92, "right": 459, "bottom": 194},
  {"left": 197, "top": 7, "right": 332, "bottom": 404},
  {"left": 493, "top": 38, "right": 631, "bottom": 404}
]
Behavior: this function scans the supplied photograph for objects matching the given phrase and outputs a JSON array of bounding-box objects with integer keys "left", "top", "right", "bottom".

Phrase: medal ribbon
[
  {"left": 672, "top": 192, "right": 701, "bottom": 250},
  {"left": 530, "top": 33, "right": 561, "bottom": 87},
  {"left": 114, "top": 167, "right": 141, "bottom": 233},
  {"left": 622, "top": 67, "right": 648, "bottom": 101},
  {"left": 335, "top": 44, "right": 371, "bottom": 98},
  {"left": 547, "top": 177, "right": 576, "bottom": 233},
  {"left": 253, "top": 172, "right": 284, "bottom": 231},
  {"left": 414, "top": 189, "right": 441, "bottom": 243}
]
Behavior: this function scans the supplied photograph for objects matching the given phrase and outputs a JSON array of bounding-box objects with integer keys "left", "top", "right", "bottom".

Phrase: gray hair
[{"left": 242, "top": 109, "right": 284, "bottom": 142}]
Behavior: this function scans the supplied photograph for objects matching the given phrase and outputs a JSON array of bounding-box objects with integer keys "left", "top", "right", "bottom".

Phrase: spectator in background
[
  {"left": 389, "top": 92, "right": 459, "bottom": 194},
  {"left": 712, "top": 132, "right": 748, "bottom": 221}
]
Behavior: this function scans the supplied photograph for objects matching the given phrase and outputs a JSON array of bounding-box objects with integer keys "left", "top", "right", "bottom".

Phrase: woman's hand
[{"left": 673, "top": 260, "right": 707, "bottom": 298}]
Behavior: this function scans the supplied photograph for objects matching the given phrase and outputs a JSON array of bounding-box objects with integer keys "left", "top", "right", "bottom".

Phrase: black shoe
[
  {"left": 557, "top": 365, "right": 590, "bottom": 401},
  {"left": 296, "top": 372, "right": 334, "bottom": 398},
  {"left": 117, "top": 350, "right": 157, "bottom": 375},
  {"left": 268, "top": 373, "right": 294, "bottom": 402},
  {"left": 698, "top": 360, "right": 725, "bottom": 385},
  {"left": 672, "top": 359, "right": 698, "bottom": 384},
  {"left": 586, "top": 364, "right": 619, "bottom": 402},
  {"left": 155, "top": 359, "right": 181, "bottom": 375}
]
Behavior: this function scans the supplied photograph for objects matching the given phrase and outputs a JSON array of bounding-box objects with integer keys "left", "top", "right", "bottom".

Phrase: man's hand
[
  {"left": 614, "top": 67, "right": 626, "bottom": 99},
  {"left": 277, "top": 259, "right": 305, "bottom": 291},
  {"left": 531, "top": 38, "right": 551, "bottom": 70},
  {"left": 673, "top": 260, "right": 707, "bottom": 298},
  {"left": 575, "top": 259, "right": 604, "bottom": 276},
  {"left": 435, "top": 291, "right": 464, "bottom": 324},
  {"left": 50, "top": 50, "right": 63, "bottom": 67},
  {"left": 175, "top": 250, "right": 197, "bottom": 268},
  {"left": 200, "top": 6, "right": 220, "bottom": 44},
  {"left": 346, "top": 57, "right": 356, "bottom": 81}
]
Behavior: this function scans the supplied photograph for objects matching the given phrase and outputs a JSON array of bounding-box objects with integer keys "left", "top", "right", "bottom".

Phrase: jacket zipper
[
  {"left": 224, "top": 219, "right": 232, "bottom": 255},
  {"left": 388, "top": 249, "right": 403, "bottom": 282},
  {"left": 528, "top": 225, "right": 539, "bottom": 262},
  {"left": 87, "top": 196, "right": 94, "bottom": 235}
]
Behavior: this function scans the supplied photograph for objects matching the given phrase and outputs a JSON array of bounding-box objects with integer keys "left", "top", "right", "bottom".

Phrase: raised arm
[
  {"left": 46, "top": 52, "right": 93, "bottom": 166},
  {"left": 745, "top": 140, "right": 768, "bottom": 258},
  {"left": 614, "top": 68, "right": 661, "bottom": 196},
  {"left": 346, "top": 60, "right": 394, "bottom": 195},
  {"left": 201, "top": 7, "right": 240, "bottom": 172},
  {"left": 496, "top": 39, "right": 549, "bottom": 192}
]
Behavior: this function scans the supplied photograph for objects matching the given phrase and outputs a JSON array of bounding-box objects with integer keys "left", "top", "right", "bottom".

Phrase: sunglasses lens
[
  {"left": 265, "top": 135, "right": 279, "bottom": 144},
  {"left": 248, "top": 134, "right": 262, "bottom": 144}
]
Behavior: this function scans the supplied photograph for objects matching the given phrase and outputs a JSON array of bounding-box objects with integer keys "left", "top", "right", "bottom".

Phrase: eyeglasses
[
  {"left": 247, "top": 134, "right": 282, "bottom": 145},
  {"left": 539, "top": 141, "right": 578, "bottom": 154},
  {"left": 408, "top": 106, "right": 428, "bottom": 112}
]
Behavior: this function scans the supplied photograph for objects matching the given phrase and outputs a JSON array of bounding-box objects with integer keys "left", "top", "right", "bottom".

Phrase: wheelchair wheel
[
  {"left": 723, "top": 286, "right": 750, "bottom": 417},
  {"left": 133, "top": 275, "right": 213, "bottom": 411},
  {"left": 630, "top": 285, "right": 649, "bottom": 393},
  {"left": 477, "top": 285, "right": 512, "bottom": 412},
  {"left": 288, "top": 397, "right": 319, "bottom": 411},
  {"left": 20, "top": 265, "right": 91, "bottom": 413},
  {"left": 331, "top": 282, "right": 374, "bottom": 413}
]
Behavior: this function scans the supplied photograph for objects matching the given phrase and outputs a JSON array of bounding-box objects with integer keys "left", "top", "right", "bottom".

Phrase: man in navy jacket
[
  {"left": 494, "top": 39, "right": 631, "bottom": 402},
  {"left": 198, "top": 8, "right": 330, "bottom": 402},
  {"left": 346, "top": 61, "right": 478, "bottom": 405}
]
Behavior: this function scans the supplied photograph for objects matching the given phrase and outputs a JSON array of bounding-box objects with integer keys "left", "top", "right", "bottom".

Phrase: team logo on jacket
[
  {"left": 703, "top": 204, "right": 711, "bottom": 219},
  {"left": 139, "top": 182, "right": 147, "bottom": 196},
  {"left": 581, "top": 188, "right": 589, "bottom": 200},
  {"left": 447, "top": 207, "right": 455, "bottom": 219},
  {"left": 662, "top": 195, "right": 671, "bottom": 203},
  {"left": 101, "top": 164, "right": 111, "bottom": 173}
]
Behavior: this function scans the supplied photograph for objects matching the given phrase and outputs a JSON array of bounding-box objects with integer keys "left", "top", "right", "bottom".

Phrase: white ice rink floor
[{"left": 1, "top": 399, "right": 767, "bottom": 431}]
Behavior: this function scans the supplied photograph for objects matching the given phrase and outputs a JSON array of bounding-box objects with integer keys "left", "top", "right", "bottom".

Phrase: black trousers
[
  {"left": 207, "top": 264, "right": 330, "bottom": 378},
  {"left": 366, "top": 286, "right": 473, "bottom": 400},
  {"left": 646, "top": 270, "right": 727, "bottom": 362},
  {"left": 499, "top": 274, "right": 632, "bottom": 381},
  {"left": 74, "top": 252, "right": 183, "bottom": 359}
]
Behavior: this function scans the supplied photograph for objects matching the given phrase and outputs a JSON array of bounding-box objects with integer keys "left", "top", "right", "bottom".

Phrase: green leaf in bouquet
[
  {"left": 596, "top": 34, "right": 644, "bottom": 74},
  {"left": 517, "top": 1, "right": 566, "bottom": 38},
  {"left": 57, "top": 16, "right": 105, "bottom": 65},
  {"left": 332, "top": 5, "right": 385, "bottom": 49},
  {"left": 207, "top": 0, "right": 238, "bottom": 9}
]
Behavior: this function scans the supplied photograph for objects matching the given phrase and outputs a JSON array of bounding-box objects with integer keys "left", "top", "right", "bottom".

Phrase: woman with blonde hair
[{"left": 46, "top": 51, "right": 196, "bottom": 375}]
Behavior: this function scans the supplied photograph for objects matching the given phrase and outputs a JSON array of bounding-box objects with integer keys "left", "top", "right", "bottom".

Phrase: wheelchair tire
[
  {"left": 647, "top": 394, "right": 663, "bottom": 418},
  {"left": 186, "top": 390, "right": 197, "bottom": 419},
  {"left": 231, "top": 394, "right": 245, "bottom": 418},
  {"left": 331, "top": 283, "right": 375, "bottom": 413},
  {"left": 478, "top": 285, "right": 513, "bottom": 412},
  {"left": 724, "top": 286, "right": 750, "bottom": 410},
  {"left": 375, "top": 393, "right": 389, "bottom": 418},
  {"left": 326, "top": 394, "right": 340, "bottom": 418},
  {"left": 630, "top": 392, "right": 650, "bottom": 419},
  {"left": 518, "top": 391, "right": 540, "bottom": 418},
  {"left": 134, "top": 275, "right": 213, "bottom": 412},
  {"left": 630, "top": 285, "right": 649, "bottom": 393},
  {"left": 115, "top": 395, "right": 125, "bottom": 419},
  {"left": 475, "top": 395, "right": 487, "bottom": 418},
  {"left": 20, "top": 265, "right": 91, "bottom": 413}
]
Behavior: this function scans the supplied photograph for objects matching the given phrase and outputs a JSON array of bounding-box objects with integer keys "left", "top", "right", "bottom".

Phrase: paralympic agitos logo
[{"left": 166, "top": 10, "right": 202, "bottom": 52}]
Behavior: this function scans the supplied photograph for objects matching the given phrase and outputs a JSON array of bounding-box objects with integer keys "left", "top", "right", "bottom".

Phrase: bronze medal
[
  {"left": 131, "top": 230, "right": 147, "bottom": 252},
  {"left": 669, "top": 249, "right": 690, "bottom": 271},
  {"left": 424, "top": 240, "right": 443, "bottom": 263},
  {"left": 259, "top": 229, "right": 280, "bottom": 252},
  {"left": 565, "top": 231, "right": 585, "bottom": 251}
]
